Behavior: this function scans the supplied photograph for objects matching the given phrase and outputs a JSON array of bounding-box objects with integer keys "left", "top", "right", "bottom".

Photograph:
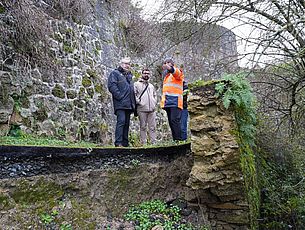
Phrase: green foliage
[
  {"left": 216, "top": 72, "right": 259, "bottom": 230},
  {"left": 129, "top": 132, "right": 141, "bottom": 147},
  {"left": 0, "top": 135, "right": 99, "bottom": 148},
  {"left": 132, "top": 70, "right": 141, "bottom": 80},
  {"left": 124, "top": 200, "right": 194, "bottom": 230},
  {"left": 40, "top": 213, "right": 55, "bottom": 225},
  {"left": 131, "top": 159, "right": 140, "bottom": 167},
  {"left": 39, "top": 206, "right": 73, "bottom": 229},
  {"left": 257, "top": 139, "right": 305, "bottom": 229},
  {"left": 60, "top": 223, "right": 72, "bottom": 230},
  {"left": 215, "top": 72, "right": 256, "bottom": 146},
  {"left": 8, "top": 124, "right": 24, "bottom": 138}
]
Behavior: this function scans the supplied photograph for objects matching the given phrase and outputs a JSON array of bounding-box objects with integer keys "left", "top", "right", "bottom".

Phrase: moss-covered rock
[
  {"left": 66, "top": 90, "right": 77, "bottom": 99},
  {"left": 82, "top": 76, "right": 92, "bottom": 88},
  {"left": 79, "top": 87, "right": 86, "bottom": 98},
  {"left": 86, "top": 69, "right": 98, "bottom": 80},
  {"left": 94, "top": 84, "right": 103, "bottom": 94},
  {"left": 33, "top": 107, "right": 48, "bottom": 122},
  {"left": 0, "top": 5, "right": 5, "bottom": 14},
  {"left": 73, "top": 99, "right": 86, "bottom": 108},
  {"left": 52, "top": 84, "right": 65, "bottom": 99}
]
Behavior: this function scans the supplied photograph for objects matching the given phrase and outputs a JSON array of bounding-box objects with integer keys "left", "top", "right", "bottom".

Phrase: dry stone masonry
[
  {"left": 187, "top": 83, "right": 250, "bottom": 229},
  {"left": 0, "top": 0, "right": 238, "bottom": 145}
]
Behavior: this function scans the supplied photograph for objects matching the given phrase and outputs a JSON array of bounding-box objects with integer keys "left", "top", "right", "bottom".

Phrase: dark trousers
[
  {"left": 181, "top": 108, "right": 188, "bottom": 141},
  {"left": 165, "top": 107, "right": 182, "bottom": 141},
  {"left": 115, "top": 109, "right": 131, "bottom": 147}
]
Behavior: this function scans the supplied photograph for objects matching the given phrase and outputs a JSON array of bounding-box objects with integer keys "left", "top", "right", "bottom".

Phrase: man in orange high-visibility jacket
[{"left": 160, "top": 57, "right": 184, "bottom": 141}]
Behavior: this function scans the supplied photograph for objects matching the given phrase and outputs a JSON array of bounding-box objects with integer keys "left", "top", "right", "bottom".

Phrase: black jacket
[{"left": 108, "top": 67, "right": 136, "bottom": 114}]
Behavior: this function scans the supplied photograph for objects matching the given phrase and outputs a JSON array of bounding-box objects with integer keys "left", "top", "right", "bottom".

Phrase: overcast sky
[{"left": 131, "top": 0, "right": 258, "bottom": 67}]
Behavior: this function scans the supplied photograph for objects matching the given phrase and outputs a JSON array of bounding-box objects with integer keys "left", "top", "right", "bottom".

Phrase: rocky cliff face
[
  {"left": 0, "top": 0, "right": 238, "bottom": 144},
  {"left": 187, "top": 83, "right": 250, "bottom": 229}
]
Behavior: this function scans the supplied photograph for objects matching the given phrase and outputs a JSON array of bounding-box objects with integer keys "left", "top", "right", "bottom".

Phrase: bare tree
[{"left": 154, "top": 0, "right": 305, "bottom": 137}]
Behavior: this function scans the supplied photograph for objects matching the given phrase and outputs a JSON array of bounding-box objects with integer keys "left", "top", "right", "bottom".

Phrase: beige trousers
[{"left": 138, "top": 111, "right": 156, "bottom": 145}]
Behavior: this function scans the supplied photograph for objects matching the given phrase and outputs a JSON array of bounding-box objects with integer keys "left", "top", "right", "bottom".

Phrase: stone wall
[
  {"left": 187, "top": 83, "right": 250, "bottom": 229},
  {"left": 0, "top": 0, "right": 238, "bottom": 145}
]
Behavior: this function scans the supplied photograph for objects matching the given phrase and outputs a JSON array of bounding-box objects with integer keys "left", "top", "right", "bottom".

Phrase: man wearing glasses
[
  {"left": 134, "top": 68, "right": 157, "bottom": 145},
  {"left": 108, "top": 57, "right": 136, "bottom": 147},
  {"left": 160, "top": 57, "right": 184, "bottom": 141}
]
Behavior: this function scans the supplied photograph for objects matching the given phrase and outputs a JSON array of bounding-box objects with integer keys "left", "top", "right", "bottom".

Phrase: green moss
[
  {"left": 108, "top": 168, "right": 139, "bottom": 190},
  {"left": 70, "top": 199, "right": 96, "bottom": 229},
  {"left": 33, "top": 108, "right": 48, "bottom": 122},
  {"left": 82, "top": 76, "right": 92, "bottom": 88},
  {"left": 0, "top": 5, "right": 5, "bottom": 14},
  {"left": 53, "top": 32, "right": 63, "bottom": 43},
  {"left": 73, "top": 99, "right": 85, "bottom": 108},
  {"left": 66, "top": 90, "right": 77, "bottom": 99},
  {"left": 63, "top": 43, "right": 74, "bottom": 53},
  {"left": 11, "top": 178, "right": 64, "bottom": 205},
  {"left": 86, "top": 69, "right": 98, "bottom": 80},
  {"left": 100, "top": 123, "right": 108, "bottom": 132},
  {"left": 22, "top": 117, "right": 32, "bottom": 127},
  {"left": 189, "top": 79, "right": 221, "bottom": 90},
  {"left": 94, "top": 84, "right": 103, "bottom": 94},
  {"left": 52, "top": 84, "right": 65, "bottom": 99},
  {"left": 0, "top": 194, "right": 12, "bottom": 210}
]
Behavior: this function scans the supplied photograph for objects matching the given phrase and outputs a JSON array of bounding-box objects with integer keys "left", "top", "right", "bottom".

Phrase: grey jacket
[{"left": 134, "top": 78, "right": 157, "bottom": 112}]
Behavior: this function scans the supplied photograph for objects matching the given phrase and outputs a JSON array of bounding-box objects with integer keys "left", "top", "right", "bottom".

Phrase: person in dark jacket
[{"left": 108, "top": 57, "right": 136, "bottom": 147}]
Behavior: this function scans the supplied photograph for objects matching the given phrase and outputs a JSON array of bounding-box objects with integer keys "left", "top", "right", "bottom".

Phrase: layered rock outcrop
[{"left": 187, "top": 83, "right": 250, "bottom": 229}]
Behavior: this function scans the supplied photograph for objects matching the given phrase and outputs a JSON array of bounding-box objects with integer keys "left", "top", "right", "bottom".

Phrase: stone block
[
  {"left": 0, "top": 123, "right": 10, "bottom": 136},
  {"left": 216, "top": 210, "right": 249, "bottom": 224}
]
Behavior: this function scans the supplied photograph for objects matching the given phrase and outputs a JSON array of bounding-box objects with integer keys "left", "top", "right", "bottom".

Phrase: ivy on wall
[{"left": 215, "top": 72, "right": 259, "bottom": 230}]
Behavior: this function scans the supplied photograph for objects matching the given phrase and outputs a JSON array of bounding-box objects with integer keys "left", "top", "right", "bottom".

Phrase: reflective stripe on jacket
[{"left": 160, "top": 67, "right": 184, "bottom": 109}]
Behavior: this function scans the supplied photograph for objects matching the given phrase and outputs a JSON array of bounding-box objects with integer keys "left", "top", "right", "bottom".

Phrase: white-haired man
[{"left": 108, "top": 57, "right": 136, "bottom": 147}]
